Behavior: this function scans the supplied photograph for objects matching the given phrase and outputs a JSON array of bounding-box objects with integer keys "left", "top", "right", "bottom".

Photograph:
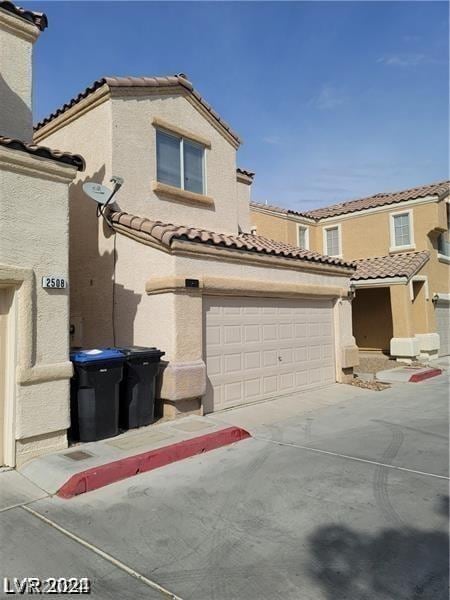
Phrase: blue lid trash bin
[
  {"left": 119, "top": 346, "right": 165, "bottom": 429},
  {"left": 70, "top": 348, "right": 125, "bottom": 443}
]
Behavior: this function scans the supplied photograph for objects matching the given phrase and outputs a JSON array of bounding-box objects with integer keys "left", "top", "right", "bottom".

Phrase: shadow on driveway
[{"left": 308, "top": 496, "right": 449, "bottom": 600}]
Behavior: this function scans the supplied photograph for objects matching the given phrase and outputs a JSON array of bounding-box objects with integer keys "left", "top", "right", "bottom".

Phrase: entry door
[
  {"left": 435, "top": 299, "right": 450, "bottom": 356},
  {"left": 204, "top": 296, "right": 335, "bottom": 412},
  {"left": 0, "top": 288, "right": 13, "bottom": 466}
]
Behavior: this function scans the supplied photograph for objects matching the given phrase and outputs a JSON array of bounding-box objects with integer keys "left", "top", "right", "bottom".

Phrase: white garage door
[
  {"left": 435, "top": 299, "right": 450, "bottom": 356},
  {"left": 204, "top": 296, "right": 336, "bottom": 412}
]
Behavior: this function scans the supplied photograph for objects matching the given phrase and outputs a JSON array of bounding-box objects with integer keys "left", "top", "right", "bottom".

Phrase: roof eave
[{"left": 34, "top": 75, "right": 242, "bottom": 148}]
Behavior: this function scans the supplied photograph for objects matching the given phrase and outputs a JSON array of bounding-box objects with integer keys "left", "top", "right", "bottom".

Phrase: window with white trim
[
  {"left": 392, "top": 212, "right": 411, "bottom": 247},
  {"left": 297, "top": 225, "right": 309, "bottom": 249},
  {"left": 325, "top": 226, "right": 340, "bottom": 256},
  {"left": 156, "top": 130, "right": 205, "bottom": 194}
]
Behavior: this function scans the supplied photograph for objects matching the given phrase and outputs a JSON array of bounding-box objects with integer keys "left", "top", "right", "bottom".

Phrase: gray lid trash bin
[
  {"left": 119, "top": 346, "right": 165, "bottom": 429},
  {"left": 70, "top": 348, "right": 125, "bottom": 443}
]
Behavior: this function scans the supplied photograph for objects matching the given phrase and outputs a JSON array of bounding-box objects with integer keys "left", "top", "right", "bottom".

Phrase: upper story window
[
  {"left": 297, "top": 225, "right": 309, "bottom": 250},
  {"left": 156, "top": 130, "right": 205, "bottom": 195},
  {"left": 324, "top": 225, "right": 341, "bottom": 256},
  {"left": 390, "top": 210, "right": 414, "bottom": 251}
]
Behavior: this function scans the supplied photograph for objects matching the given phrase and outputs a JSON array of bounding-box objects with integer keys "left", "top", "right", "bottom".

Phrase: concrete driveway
[{"left": 1, "top": 375, "right": 448, "bottom": 599}]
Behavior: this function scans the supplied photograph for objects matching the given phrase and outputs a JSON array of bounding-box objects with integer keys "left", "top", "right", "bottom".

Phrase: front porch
[{"left": 351, "top": 251, "right": 440, "bottom": 362}]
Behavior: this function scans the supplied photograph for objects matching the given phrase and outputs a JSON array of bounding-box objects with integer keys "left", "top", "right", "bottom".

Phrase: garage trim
[
  {"left": 434, "top": 293, "right": 450, "bottom": 356},
  {"left": 146, "top": 275, "right": 348, "bottom": 298}
]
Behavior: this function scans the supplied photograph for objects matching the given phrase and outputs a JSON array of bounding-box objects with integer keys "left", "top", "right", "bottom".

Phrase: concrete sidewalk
[
  {"left": 0, "top": 470, "right": 47, "bottom": 512},
  {"left": 376, "top": 365, "right": 443, "bottom": 384},
  {"left": 19, "top": 416, "right": 249, "bottom": 498}
]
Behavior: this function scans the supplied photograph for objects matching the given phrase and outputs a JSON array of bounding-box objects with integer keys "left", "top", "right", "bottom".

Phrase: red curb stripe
[
  {"left": 409, "top": 368, "right": 442, "bottom": 383},
  {"left": 57, "top": 426, "right": 251, "bottom": 499}
]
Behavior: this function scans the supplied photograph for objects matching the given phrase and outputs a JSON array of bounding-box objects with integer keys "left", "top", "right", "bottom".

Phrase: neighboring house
[
  {"left": 251, "top": 180, "right": 450, "bottom": 361},
  {"left": 0, "top": 1, "right": 84, "bottom": 467},
  {"left": 34, "top": 75, "right": 359, "bottom": 419}
]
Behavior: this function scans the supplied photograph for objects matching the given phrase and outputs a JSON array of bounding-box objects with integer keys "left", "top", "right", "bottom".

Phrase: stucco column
[
  {"left": 333, "top": 296, "right": 359, "bottom": 383},
  {"left": 389, "top": 284, "right": 419, "bottom": 361},
  {"left": 390, "top": 285, "right": 413, "bottom": 338},
  {"left": 157, "top": 290, "right": 206, "bottom": 418}
]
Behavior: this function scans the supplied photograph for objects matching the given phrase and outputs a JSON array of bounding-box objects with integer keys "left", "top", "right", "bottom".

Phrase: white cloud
[
  {"left": 377, "top": 53, "right": 443, "bottom": 67},
  {"left": 315, "top": 85, "right": 345, "bottom": 110},
  {"left": 262, "top": 135, "right": 282, "bottom": 145}
]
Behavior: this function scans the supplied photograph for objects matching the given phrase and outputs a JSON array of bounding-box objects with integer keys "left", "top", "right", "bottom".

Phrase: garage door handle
[{"left": 278, "top": 356, "right": 282, "bottom": 362}]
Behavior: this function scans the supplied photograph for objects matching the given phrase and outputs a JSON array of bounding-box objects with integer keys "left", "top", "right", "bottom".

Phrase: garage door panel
[
  {"left": 263, "top": 349, "right": 278, "bottom": 367},
  {"left": 435, "top": 301, "right": 450, "bottom": 356},
  {"left": 279, "top": 347, "right": 294, "bottom": 365},
  {"left": 205, "top": 297, "right": 335, "bottom": 412},
  {"left": 263, "top": 375, "right": 278, "bottom": 395},
  {"left": 224, "top": 326, "right": 241, "bottom": 344},
  {"left": 279, "top": 324, "right": 294, "bottom": 339},
  {"left": 206, "top": 355, "right": 222, "bottom": 376},
  {"left": 244, "top": 325, "right": 260, "bottom": 342},
  {"left": 244, "top": 378, "right": 261, "bottom": 398},
  {"left": 308, "top": 345, "right": 322, "bottom": 360},
  {"left": 224, "top": 381, "right": 243, "bottom": 404},
  {"left": 295, "top": 324, "right": 308, "bottom": 338},
  {"left": 279, "top": 372, "right": 295, "bottom": 391},
  {"left": 223, "top": 353, "right": 242, "bottom": 374},
  {"left": 263, "top": 324, "right": 278, "bottom": 341},
  {"left": 322, "top": 344, "right": 333, "bottom": 359},
  {"left": 244, "top": 351, "right": 260, "bottom": 370}
]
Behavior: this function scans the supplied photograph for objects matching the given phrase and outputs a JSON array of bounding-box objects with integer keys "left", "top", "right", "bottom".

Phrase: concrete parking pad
[
  {"left": 209, "top": 375, "right": 449, "bottom": 477},
  {"left": 0, "top": 470, "right": 47, "bottom": 512},
  {"left": 3, "top": 377, "right": 448, "bottom": 599},
  {"left": 27, "top": 436, "right": 448, "bottom": 599},
  {"left": 0, "top": 507, "right": 165, "bottom": 599}
]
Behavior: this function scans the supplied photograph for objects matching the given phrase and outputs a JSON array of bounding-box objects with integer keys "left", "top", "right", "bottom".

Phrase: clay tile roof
[
  {"left": 110, "top": 210, "right": 355, "bottom": 270},
  {"left": 0, "top": 135, "right": 85, "bottom": 170},
  {"left": 250, "top": 201, "right": 289, "bottom": 214},
  {"left": 34, "top": 74, "right": 242, "bottom": 145},
  {"left": 0, "top": 1, "right": 47, "bottom": 30},
  {"left": 352, "top": 251, "right": 430, "bottom": 281},
  {"left": 237, "top": 167, "right": 255, "bottom": 179},
  {"left": 302, "top": 180, "right": 450, "bottom": 220}
]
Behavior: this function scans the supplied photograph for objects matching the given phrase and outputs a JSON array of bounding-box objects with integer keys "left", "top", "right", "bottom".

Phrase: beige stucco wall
[
  {"left": 317, "top": 200, "right": 447, "bottom": 260},
  {"left": 236, "top": 179, "right": 252, "bottom": 233},
  {"left": 251, "top": 209, "right": 289, "bottom": 241},
  {"left": 250, "top": 207, "right": 317, "bottom": 249},
  {"left": 33, "top": 99, "right": 114, "bottom": 347},
  {"left": 333, "top": 200, "right": 449, "bottom": 344},
  {"left": 100, "top": 225, "right": 356, "bottom": 410},
  {"left": 110, "top": 92, "right": 238, "bottom": 234},
  {"left": 253, "top": 197, "right": 450, "bottom": 347},
  {"left": 0, "top": 10, "right": 38, "bottom": 140},
  {"left": 111, "top": 231, "right": 352, "bottom": 357},
  {"left": 0, "top": 148, "right": 77, "bottom": 466},
  {"left": 35, "top": 90, "right": 256, "bottom": 345}
]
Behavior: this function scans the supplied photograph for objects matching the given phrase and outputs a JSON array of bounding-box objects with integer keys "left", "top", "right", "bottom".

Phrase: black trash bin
[
  {"left": 119, "top": 346, "right": 165, "bottom": 429},
  {"left": 70, "top": 348, "right": 125, "bottom": 442}
]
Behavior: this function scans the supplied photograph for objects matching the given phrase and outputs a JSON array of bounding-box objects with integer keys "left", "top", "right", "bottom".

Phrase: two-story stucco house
[
  {"left": 251, "top": 180, "right": 450, "bottom": 362},
  {"left": 34, "top": 74, "right": 360, "bottom": 420},
  {"left": 0, "top": 1, "right": 84, "bottom": 467}
]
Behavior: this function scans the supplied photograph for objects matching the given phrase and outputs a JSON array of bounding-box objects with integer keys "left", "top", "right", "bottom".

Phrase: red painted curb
[
  {"left": 409, "top": 368, "right": 442, "bottom": 383},
  {"left": 57, "top": 426, "right": 251, "bottom": 499}
]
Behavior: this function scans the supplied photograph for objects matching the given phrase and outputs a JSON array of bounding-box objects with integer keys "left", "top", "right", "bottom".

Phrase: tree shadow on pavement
[{"left": 307, "top": 496, "right": 449, "bottom": 600}]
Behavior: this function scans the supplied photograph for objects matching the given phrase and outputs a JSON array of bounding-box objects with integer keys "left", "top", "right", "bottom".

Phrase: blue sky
[{"left": 33, "top": 1, "right": 448, "bottom": 211}]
